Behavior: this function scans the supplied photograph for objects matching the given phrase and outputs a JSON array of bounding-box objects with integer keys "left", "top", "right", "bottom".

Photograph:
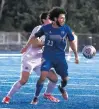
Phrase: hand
[
  {"left": 75, "top": 57, "right": 79, "bottom": 64},
  {"left": 20, "top": 47, "right": 27, "bottom": 54}
]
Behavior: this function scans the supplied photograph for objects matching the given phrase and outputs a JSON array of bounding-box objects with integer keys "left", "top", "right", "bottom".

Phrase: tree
[
  {"left": 0, "top": 0, "right": 99, "bottom": 33},
  {"left": 0, "top": 0, "right": 5, "bottom": 20}
]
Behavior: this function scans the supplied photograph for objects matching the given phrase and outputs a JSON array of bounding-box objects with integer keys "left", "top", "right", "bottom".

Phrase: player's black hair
[
  {"left": 23, "top": 23, "right": 34, "bottom": 32},
  {"left": 39, "top": 12, "right": 48, "bottom": 24},
  {"left": 49, "top": 7, "right": 66, "bottom": 21}
]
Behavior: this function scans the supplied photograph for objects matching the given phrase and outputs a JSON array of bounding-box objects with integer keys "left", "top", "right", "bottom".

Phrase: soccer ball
[{"left": 82, "top": 45, "right": 96, "bottom": 59}]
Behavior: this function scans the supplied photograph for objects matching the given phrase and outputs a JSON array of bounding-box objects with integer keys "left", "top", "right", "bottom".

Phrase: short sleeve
[
  {"left": 29, "top": 26, "right": 41, "bottom": 39},
  {"left": 35, "top": 26, "right": 44, "bottom": 38}
]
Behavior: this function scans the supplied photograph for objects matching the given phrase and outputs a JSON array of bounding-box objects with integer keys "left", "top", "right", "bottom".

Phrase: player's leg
[
  {"left": 2, "top": 61, "right": 32, "bottom": 104},
  {"left": 55, "top": 58, "right": 69, "bottom": 100},
  {"left": 58, "top": 76, "right": 68, "bottom": 100},
  {"left": 31, "top": 71, "right": 48, "bottom": 105},
  {"left": 44, "top": 68, "right": 60, "bottom": 102},
  {"left": 34, "top": 65, "right": 59, "bottom": 102},
  {"left": 46, "top": 68, "right": 58, "bottom": 94},
  {"left": 31, "top": 60, "right": 51, "bottom": 105},
  {"left": 34, "top": 66, "right": 58, "bottom": 94}
]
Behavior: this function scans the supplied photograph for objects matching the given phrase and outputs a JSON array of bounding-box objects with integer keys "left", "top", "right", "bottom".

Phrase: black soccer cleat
[{"left": 58, "top": 85, "right": 68, "bottom": 100}]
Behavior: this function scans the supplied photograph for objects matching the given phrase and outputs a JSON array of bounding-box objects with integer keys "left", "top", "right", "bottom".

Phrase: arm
[
  {"left": 21, "top": 37, "right": 34, "bottom": 53},
  {"left": 69, "top": 40, "right": 79, "bottom": 64},
  {"left": 67, "top": 26, "right": 79, "bottom": 63},
  {"left": 21, "top": 37, "right": 44, "bottom": 54},
  {"left": 21, "top": 26, "right": 44, "bottom": 53}
]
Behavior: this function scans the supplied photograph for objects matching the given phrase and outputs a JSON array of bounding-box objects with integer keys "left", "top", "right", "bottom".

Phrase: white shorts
[{"left": 21, "top": 46, "right": 42, "bottom": 75}]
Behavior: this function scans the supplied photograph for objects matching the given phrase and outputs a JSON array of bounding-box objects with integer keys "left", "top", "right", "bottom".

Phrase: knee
[
  {"left": 61, "top": 79, "right": 67, "bottom": 88},
  {"left": 39, "top": 76, "right": 46, "bottom": 83},
  {"left": 39, "top": 71, "right": 48, "bottom": 82},
  {"left": 19, "top": 79, "right": 28, "bottom": 85},
  {"left": 53, "top": 74, "right": 58, "bottom": 83},
  {"left": 47, "top": 75, "right": 58, "bottom": 83},
  {"left": 54, "top": 77, "right": 58, "bottom": 83},
  {"left": 48, "top": 70, "right": 58, "bottom": 83},
  {"left": 52, "top": 77, "right": 58, "bottom": 83}
]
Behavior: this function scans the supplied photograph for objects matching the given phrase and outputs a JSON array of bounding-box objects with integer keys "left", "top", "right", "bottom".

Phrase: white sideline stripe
[
  {"left": 0, "top": 70, "right": 20, "bottom": 72},
  {"left": 0, "top": 75, "right": 99, "bottom": 80},
  {"left": 0, "top": 53, "right": 99, "bottom": 57},
  {"left": 20, "top": 93, "right": 99, "bottom": 97},
  {"left": 0, "top": 54, "right": 21, "bottom": 56},
  {"left": 1, "top": 85, "right": 99, "bottom": 91},
  {"left": 0, "top": 108, "right": 11, "bottom": 109},
  {"left": 0, "top": 90, "right": 99, "bottom": 97},
  {"left": 0, "top": 53, "right": 98, "bottom": 57},
  {"left": 0, "top": 57, "right": 20, "bottom": 59},
  {"left": 0, "top": 76, "right": 99, "bottom": 84},
  {"left": 0, "top": 72, "right": 99, "bottom": 76},
  {"left": 1, "top": 83, "right": 99, "bottom": 87},
  {"left": 6, "top": 92, "right": 99, "bottom": 97}
]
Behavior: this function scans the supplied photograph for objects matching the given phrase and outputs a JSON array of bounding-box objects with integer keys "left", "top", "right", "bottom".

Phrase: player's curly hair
[{"left": 49, "top": 7, "right": 66, "bottom": 21}]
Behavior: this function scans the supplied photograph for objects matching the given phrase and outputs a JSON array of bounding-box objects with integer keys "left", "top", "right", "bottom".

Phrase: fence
[
  {"left": 77, "top": 33, "right": 99, "bottom": 51},
  {"left": 0, "top": 32, "right": 27, "bottom": 50},
  {"left": 0, "top": 32, "right": 99, "bottom": 51}
]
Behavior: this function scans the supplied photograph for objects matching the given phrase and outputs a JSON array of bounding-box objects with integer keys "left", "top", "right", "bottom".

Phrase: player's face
[{"left": 57, "top": 14, "right": 65, "bottom": 26}]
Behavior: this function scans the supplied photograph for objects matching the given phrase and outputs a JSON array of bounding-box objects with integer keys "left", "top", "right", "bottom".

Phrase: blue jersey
[{"left": 35, "top": 24, "right": 74, "bottom": 58}]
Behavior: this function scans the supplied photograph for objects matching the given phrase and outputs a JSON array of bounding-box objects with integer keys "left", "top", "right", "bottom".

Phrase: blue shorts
[{"left": 41, "top": 57, "right": 68, "bottom": 78}]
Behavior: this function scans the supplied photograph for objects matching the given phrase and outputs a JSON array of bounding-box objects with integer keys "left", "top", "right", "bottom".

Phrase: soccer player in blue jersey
[{"left": 30, "top": 7, "right": 79, "bottom": 104}]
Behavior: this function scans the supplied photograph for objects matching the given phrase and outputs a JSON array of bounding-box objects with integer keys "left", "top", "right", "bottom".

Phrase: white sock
[
  {"left": 7, "top": 81, "right": 22, "bottom": 98},
  {"left": 45, "top": 81, "right": 56, "bottom": 94}
]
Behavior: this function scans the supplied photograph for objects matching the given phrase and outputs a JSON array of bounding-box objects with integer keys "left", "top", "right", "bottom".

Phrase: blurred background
[{"left": 0, "top": 0, "right": 99, "bottom": 51}]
